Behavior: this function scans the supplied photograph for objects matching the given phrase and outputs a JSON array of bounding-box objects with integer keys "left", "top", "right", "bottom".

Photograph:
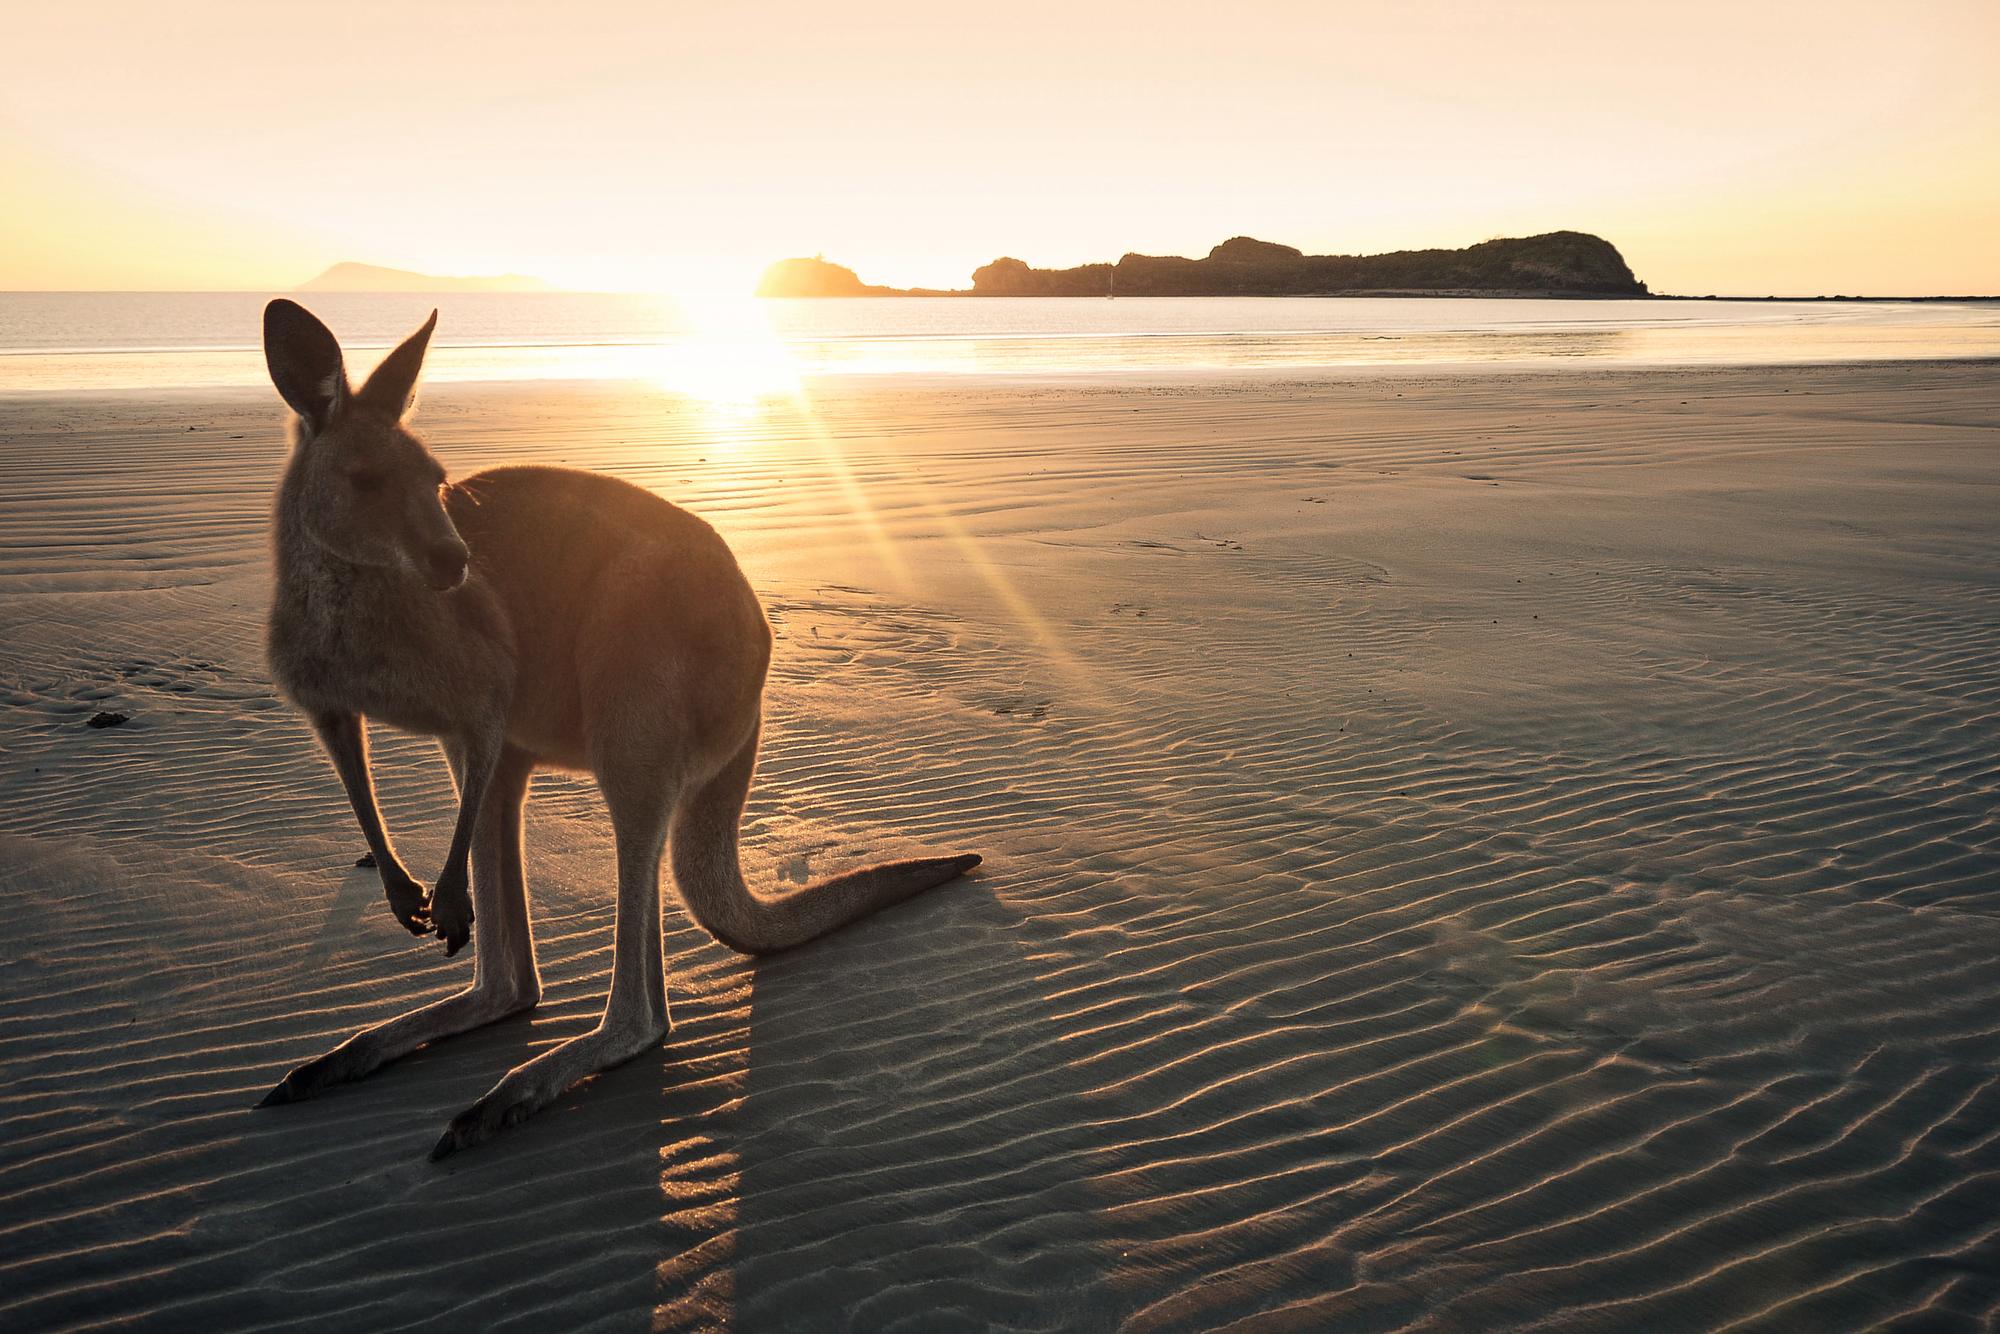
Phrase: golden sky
[{"left": 4, "top": 1, "right": 1996, "bottom": 296}]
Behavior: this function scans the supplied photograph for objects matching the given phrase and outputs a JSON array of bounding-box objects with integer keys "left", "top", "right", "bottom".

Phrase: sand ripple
[{"left": 2, "top": 364, "right": 1997, "bottom": 1329}]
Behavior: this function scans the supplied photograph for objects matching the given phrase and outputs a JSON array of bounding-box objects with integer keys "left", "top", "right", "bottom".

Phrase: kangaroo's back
[
  {"left": 443, "top": 465, "right": 772, "bottom": 772},
  {"left": 447, "top": 465, "right": 750, "bottom": 604}
]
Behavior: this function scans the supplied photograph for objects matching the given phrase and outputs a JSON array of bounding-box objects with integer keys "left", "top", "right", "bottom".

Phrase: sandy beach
[{"left": 2, "top": 360, "right": 1997, "bottom": 1329}]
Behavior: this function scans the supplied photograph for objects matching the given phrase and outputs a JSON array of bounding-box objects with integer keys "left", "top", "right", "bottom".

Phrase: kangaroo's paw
[
  {"left": 431, "top": 1084, "right": 542, "bottom": 1160},
  {"left": 430, "top": 864, "right": 474, "bottom": 957},
  {"left": 257, "top": 986, "right": 536, "bottom": 1111},
  {"left": 258, "top": 1045, "right": 369, "bottom": 1106},
  {"left": 382, "top": 868, "right": 434, "bottom": 936},
  {"left": 430, "top": 1020, "right": 663, "bottom": 1160}
]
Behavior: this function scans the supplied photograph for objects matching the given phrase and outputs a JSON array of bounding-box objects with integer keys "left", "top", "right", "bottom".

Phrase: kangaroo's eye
[{"left": 348, "top": 470, "right": 386, "bottom": 492}]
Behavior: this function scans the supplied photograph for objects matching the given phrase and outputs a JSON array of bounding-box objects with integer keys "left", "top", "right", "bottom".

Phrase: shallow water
[{"left": 3, "top": 292, "right": 1997, "bottom": 394}]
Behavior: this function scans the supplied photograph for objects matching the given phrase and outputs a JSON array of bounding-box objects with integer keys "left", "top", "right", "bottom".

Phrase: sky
[{"left": 3, "top": 1, "right": 1997, "bottom": 296}]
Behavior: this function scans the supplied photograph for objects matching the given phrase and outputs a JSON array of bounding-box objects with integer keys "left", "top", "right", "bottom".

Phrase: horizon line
[{"left": 4, "top": 287, "right": 2000, "bottom": 302}]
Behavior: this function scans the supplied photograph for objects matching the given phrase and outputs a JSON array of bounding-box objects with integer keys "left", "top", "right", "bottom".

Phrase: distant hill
[
  {"left": 297, "top": 262, "right": 555, "bottom": 293},
  {"left": 758, "top": 232, "right": 1648, "bottom": 298}
]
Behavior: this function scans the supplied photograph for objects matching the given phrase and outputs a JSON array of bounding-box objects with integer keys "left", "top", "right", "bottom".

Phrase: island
[
  {"left": 753, "top": 257, "right": 895, "bottom": 297},
  {"left": 296, "top": 262, "right": 556, "bottom": 293},
  {"left": 757, "top": 232, "right": 1647, "bottom": 298},
  {"left": 753, "top": 256, "right": 958, "bottom": 298}
]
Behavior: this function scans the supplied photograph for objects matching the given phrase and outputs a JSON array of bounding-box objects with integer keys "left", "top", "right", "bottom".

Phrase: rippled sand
[{"left": 2, "top": 362, "right": 1996, "bottom": 1329}]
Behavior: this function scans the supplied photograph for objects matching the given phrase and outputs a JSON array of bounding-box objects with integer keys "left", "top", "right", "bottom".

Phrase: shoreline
[
  {"left": 4, "top": 353, "right": 1999, "bottom": 404},
  {"left": 7, "top": 288, "right": 1999, "bottom": 301},
  {"left": 10, "top": 292, "right": 1999, "bottom": 395}
]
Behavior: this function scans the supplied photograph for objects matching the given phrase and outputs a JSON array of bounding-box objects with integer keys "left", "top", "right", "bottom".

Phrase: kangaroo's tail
[{"left": 669, "top": 727, "right": 980, "bottom": 956}]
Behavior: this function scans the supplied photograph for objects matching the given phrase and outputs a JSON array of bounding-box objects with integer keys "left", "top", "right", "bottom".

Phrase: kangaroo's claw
[
  {"left": 431, "top": 1091, "right": 533, "bottom": 1160},
  {"left": 258, "top": 1047, "right": 360, "bottom": 1106},
  {"left": 381, "top": 869, "right": 434, "bottom": 935}
]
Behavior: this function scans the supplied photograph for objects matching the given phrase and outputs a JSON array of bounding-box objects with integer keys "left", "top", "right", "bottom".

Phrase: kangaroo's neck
[{"left": 270, "top": 453, "right": 386, "bottom": 615}]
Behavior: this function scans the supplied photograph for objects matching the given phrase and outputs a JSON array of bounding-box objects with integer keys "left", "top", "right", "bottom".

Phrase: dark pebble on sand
[
  {"left": 86, "top": 711, "right": 129, "bottom": 728},
  {"left": 355, "top": 851, "right": 377, "bottom": 868}
]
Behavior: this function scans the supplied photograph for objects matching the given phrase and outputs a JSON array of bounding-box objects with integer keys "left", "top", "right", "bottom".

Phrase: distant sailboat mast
[{"left": 1108, "top": 265, "right": 1116, "bottom": 300}]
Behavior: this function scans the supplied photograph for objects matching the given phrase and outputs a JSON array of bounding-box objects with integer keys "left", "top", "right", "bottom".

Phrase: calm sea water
[{"left": 2, "top": 291, "right": 1997, "bottom": 394}]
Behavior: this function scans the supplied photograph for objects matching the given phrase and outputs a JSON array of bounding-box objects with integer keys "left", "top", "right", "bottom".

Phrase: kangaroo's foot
[
  {"left": 257, "top": 979, "right": 537, "bottom": 1107},
  {"left": 429, "top": 861, "right": 475, "bottom": 957},
  {"left": 381, "top": 864, "right": 434, "bottom": 936},
  {"left": 430, "top": 1014, "right": 668, "bottom": 1160}
]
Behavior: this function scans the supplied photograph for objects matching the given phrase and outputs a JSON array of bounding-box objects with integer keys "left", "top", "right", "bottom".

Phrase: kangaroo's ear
[
  {"left": 356, "top": 309, "right": 438, "bottom": 419},
  {"left": 263, "top": 299, "right": 348, "bottom": 433}
]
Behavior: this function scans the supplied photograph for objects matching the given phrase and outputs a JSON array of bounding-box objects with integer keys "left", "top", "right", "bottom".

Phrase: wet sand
[{"left": 2, "top": 361, "right": 1997, "bottom": 1329}]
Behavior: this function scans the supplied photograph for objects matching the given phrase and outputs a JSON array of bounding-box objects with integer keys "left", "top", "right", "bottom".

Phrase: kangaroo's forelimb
[
  {"left": 257, "top": 746, "right": 540, "bottom": 1107},
  {"left": 428, "top": 727, "right": 505, "bottom": 956},
  {"left": 314, "top": 710, "right": 432, "bottom": 936}
]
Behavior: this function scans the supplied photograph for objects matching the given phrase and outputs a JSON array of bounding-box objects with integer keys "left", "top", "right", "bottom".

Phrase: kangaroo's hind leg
[
  {"left": 431, "top": 743, "right": 679, "bottom": 1158},
  {"left": 258, "top": 744, "right": 541, "bottom": 1106}
]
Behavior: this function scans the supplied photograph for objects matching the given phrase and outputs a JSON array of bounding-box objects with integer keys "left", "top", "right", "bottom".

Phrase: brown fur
[{"left": 253, "top": 301, "right": 979, "bottom": 1158}]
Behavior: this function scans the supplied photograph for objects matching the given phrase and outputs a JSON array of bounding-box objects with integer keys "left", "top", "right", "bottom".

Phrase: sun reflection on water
[{"left": 651, "top": 294, "right": 804, "bottom": 426}]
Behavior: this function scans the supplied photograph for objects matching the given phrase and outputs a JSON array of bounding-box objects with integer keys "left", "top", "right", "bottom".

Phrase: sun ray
[
  {"left": 653, "top": 294, "right": 1098, "bottom": 705},
  {"left": 657, "top": 296, "right": 911, "bottom": 584}
]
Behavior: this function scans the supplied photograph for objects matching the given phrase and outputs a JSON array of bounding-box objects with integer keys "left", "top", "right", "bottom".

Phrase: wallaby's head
[{"left": 263, "top": 299, "right": 470, "bottom": 591}]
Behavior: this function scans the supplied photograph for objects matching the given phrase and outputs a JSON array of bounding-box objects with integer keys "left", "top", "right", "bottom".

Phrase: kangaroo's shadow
[
  {"left": 365, "top": 853, "right": 1143, "bottom": 1329},
  {"left": 648, "top": 874, "right": 1127, "bottom": 1329}
]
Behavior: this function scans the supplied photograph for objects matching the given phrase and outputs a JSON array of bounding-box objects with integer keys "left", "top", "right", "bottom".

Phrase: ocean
[{"left": 2, "top": 291, "right": 1997, "bottom": 395}]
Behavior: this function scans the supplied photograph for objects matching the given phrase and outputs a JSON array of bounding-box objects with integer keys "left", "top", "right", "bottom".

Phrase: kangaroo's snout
[{"left": 425, "top": 541, "right": 469, "bottom": 591}]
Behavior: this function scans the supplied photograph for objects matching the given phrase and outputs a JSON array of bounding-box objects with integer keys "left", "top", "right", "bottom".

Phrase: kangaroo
[{"left": 254, "top": 299, "right": 979, "bottom": 1158}]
